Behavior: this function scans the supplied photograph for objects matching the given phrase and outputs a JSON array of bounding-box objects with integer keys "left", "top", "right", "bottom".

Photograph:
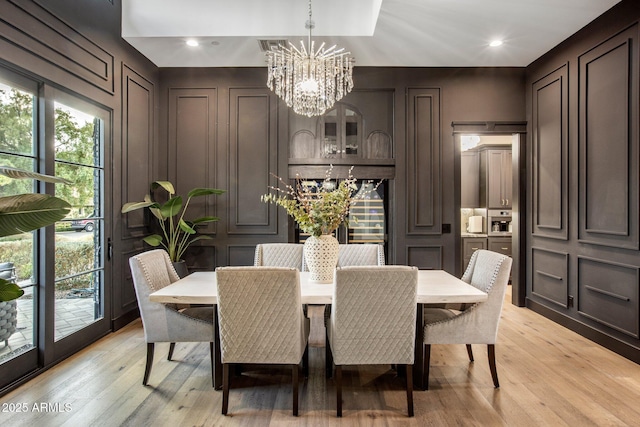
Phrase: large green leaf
[
  {"left": 0, "top": 166, "right": 73, "bottom": 185},
  {"left": 178, "top": 219, "right": 196, "bottom": 234},
  {"left": 191, "top": 216, "right": 220, "bottom": 224},
  {"left": 187, "top": 188, "right": 226, "bottom": 198},
  {"left": 143, "top": 234, "right": 164, "bottom": 246},
  {"left": 151, "top": 181, "right": 175, "bottom": 196},
  {"left": 160, "top": 196, "right": 182, "bottom": 219},
  {"left": 0, "top": 194, "right": 71, "bottom": 237},
  {"left": 121, "top": 200, "right": 157, "bottom": 213},
  {"left": 0, "top": 278, "right": 24, "bottom": 302}
]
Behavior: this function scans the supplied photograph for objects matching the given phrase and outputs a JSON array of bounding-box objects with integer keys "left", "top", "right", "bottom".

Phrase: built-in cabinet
[
  {"left": 461, "top": 151, "right": 480, "bottom": 208},
  {"left": 480, "top": 148, "right": 512, "bottom": 209},
  {"left": 462, "top": 236, "right": 486, "bottom": 272},
  {"left": 488, "top": 237, "right": 512, "bottom": 258}
]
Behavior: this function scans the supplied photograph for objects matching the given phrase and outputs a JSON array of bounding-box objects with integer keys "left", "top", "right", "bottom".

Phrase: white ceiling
[{"left": 122, "top": 0, "right": 621, "bottom": 68}]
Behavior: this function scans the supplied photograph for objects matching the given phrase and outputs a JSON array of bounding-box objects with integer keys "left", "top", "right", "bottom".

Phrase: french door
[{"left": 0, "top": 67, "right": 111, "bottom": 389}]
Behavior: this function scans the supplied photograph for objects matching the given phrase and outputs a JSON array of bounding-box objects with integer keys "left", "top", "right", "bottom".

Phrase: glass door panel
[
  {"left": 0, "top": 77, "right": 39, "bottom": 377},
  {"left": 53, "top": 102, "right": 104, "bottom": 341}
]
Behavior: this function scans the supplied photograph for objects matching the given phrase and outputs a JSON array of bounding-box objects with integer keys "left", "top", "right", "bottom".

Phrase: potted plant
[
  {"left": 121, "top": 181, "right": 225, "bottom": 274},
  {"left": 0, "top": 166, "right": 72, "bottom": 302},
  {"left": 262, "top": 166, "right": 379, "bottom": 283}
]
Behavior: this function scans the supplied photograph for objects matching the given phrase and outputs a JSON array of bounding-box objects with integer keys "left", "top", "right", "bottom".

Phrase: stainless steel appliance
[{"left": 488, "top": 209, "right": 512, "bottom": 236}]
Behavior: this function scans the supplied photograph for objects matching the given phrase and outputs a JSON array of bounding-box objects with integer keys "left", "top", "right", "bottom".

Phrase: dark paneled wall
[
  {"left": 0, "top": 0, "right": 160, "bottom": 331},
  {"left": 159, "top": 67, "right": 525, "bottom": 272},
  {"left": 526, "top": 0, "right": 640, "bottom": 362}
]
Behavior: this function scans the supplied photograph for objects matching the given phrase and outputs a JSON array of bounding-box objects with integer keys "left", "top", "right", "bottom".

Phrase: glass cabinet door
[{"left": 320, "top": 104, "right": 362, "bottom": 159}]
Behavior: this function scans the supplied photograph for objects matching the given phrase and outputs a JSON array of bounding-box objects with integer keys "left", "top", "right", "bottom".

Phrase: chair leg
[
  {"left": 167, "top": 342, "right": 176, "bottom": 361},
  {"left": 143, "top": 343, "right": 154, "bottom": 386},
  {"left": 488, "top": 344, "right": 500, "bottom": 388},
  {"left": 423, "top": 344, "right": 431, "bottom": 390},
  {"left": 292, "top": 364, "right": 299, "bottom": 416},
  {"left": 406, "top": 364, "right": 414, "bottom": 417},
  {"left": 335, "top": 365, "right": 343, "bottom": 417},
  {"left": 466, "top": 344, "right": 474, "bottom": 362},
  {"left": 209, "top": 342, "right": 214, "bottom": 387},
  {"left": 222, "top": 364, "right": 230, "bottom": 415},
  {"left": 303, "top": 344, "right": 309, "bottom": 378},
  {"left": 325, "top": 333, "right": 333, "bottom": 378}
]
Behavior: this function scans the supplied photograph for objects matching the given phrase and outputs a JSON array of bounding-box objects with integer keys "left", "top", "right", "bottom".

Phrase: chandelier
[{"left": 266, "top": 0, "right": 354, "bottom": 117}]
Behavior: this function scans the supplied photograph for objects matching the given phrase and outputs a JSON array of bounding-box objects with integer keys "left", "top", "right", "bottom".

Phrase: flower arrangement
[{"left": 261, "top": 166, "right": 378, "bottom": 237}]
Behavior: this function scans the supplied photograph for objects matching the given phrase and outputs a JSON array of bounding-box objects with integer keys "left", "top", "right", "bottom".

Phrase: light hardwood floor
[{"left": 2, "top": 286, "right": 640, "bottom": 426}]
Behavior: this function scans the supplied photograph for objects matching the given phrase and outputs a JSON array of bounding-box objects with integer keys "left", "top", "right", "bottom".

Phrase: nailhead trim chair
[
  {"left": 326, "top": 265, "right": 418, "bottom": 417},
  {"left": 215, "top": 266, "right": 310, "bottom": 416},
  {"left": 422, "top": 249, "right": 512, "bottom": 389},
  {"left": 129, "top": 249, "right": 216, "bottom": 386}
]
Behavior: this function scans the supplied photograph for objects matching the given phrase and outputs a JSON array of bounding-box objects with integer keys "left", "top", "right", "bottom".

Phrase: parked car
[{"left": 70, "top": 217, "right": 95, "bottom": 232}]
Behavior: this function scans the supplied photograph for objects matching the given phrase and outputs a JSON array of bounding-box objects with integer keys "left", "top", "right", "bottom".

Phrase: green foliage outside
[
  {"left": 1, "top": 87, "right": 96, "bottom": 216},
  {"left": 1, "top": 85, "right": 97, "bottom": 300},
  {"left": 0, "top": 237, "right": 94, "bottom": 292}
]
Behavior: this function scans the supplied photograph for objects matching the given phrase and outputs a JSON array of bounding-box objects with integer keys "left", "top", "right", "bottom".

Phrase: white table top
[{"left": 149, "top": 270, "right": 487, "bottom": 305}]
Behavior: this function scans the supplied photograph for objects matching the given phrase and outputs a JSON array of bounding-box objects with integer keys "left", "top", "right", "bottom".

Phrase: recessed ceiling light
[
  {"left": 489, "top": 40, "right": 503, "bottom": 47},
  {"left": 186, "top": 39, "right": 199, "bottom": 47}
]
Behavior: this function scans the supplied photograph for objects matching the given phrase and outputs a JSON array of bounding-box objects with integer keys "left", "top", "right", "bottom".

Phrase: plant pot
[
  {"left": 172, "top": 260, "right": 189, "bottom": 278},
  {"left": 0, "top": 300, "right": 17, "bottom": 346},
  {"left": 304, "top": 234, "right": 339, "bottom": 283}
]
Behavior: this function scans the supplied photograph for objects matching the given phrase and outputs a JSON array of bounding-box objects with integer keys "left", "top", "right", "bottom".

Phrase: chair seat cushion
[
  {"left": 423, "top": 307, "right": 458, "bottom": 324},
  {"left": 180, "top": 306, "right": 214, "bottom": 324}
]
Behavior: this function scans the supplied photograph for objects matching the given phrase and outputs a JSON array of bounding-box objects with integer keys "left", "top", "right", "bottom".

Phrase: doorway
[
  {"left": 452, "top": 121, "right": 526, "bottom": 307},
  {"left": 0, "top": 68, "right": 112, "bottom": 389}
]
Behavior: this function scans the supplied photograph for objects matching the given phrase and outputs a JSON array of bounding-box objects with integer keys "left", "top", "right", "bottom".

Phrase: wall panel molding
[
  {"left": 121, "top": 64, "right": 154, "bottom": 237},
  {"left": 578, "top": 24, "right": 639, "bottom": 249},
  {"left": 531, "top": 247, "right": 569, "bottom": 308},
  {"left": 406, "top": 88, "right": 441, "bottom": 235},
  {"left": 577, "top": 256, "right": 639, "bottom": 338},
  {"left": 531, "top": 64, "right": 569, "bottom": 240},
  {"left": 227, "top": 87, "right": 278, "bottom": 235},
  {"left": 168, "top": 87, "right": 219, "bottom": 235},
  {"left": 406, "top": 245, "right": 442, "bottom": 270},
  {"left": 0, "top": 0, "right": 114, "bottom": 94}
]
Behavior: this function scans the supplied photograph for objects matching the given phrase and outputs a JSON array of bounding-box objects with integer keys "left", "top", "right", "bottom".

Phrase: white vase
[{"left": 304, "top": 234, "right": 339, "bottom": 283}]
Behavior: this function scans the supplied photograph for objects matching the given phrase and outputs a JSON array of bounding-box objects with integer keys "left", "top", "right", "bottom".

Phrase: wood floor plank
[{"left": 3, "top": 286, "right": 640, "bottom": 426}]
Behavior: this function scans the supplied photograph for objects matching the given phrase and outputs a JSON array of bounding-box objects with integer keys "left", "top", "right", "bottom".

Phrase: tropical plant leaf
[
  {"left": 0, "top": 278, "right": 25, "bottom": 302},
  {"left": 191, "top": 216, "right": 220, "bottom": 224},
  {"left": 151, "top": 181, "right": 175, "bottom": 195},
  {"left": 0, "top": 194, "right": 71, "bottom": 237},
  {"left": 160, "top": 196, "right": 182, "bottom": 218},
  {"left": 121, "top": 200, "right": 157, "bottom": 213},
  {"left": 187, "top": 188, "right": 226, "bottom": 198},
  {"left": 188, "top": 235, "right": 213, "bottom": 244},
  {"left": 178, "top": 219, "right": 196, "bottom": 234},
  {"left": 143, "top": 234, "right": 163, "bottom": 246},
  {"left": 0, "top": 166, "right": 73, "bottom": 185}
]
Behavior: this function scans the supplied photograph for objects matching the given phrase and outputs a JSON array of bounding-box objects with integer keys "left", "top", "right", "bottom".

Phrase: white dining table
[{"left": 149, "top": 269, "right": 487, "bottom": 390}]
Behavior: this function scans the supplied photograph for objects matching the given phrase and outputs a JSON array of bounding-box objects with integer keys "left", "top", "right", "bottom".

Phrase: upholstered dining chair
[
  {"left": 129, "top": 249, "right": 216, "bottom": 386},
  {"left": 422, "top": 249, "right": 512, "bottom": 390},
  {"left": 326, "top": 265, "right": 418, "bottom": 417},
  {"left": 337, "top": 243, "right": 385, "bottom": 267},
  {"left": 215, "top": 266, "right": 310, "bottom": 416},
  {"left": 324, "top": 243, "right": 385, "bottom": 377},
  {"left": 254, "top": 243, "right": 306, "bottom": 271}
]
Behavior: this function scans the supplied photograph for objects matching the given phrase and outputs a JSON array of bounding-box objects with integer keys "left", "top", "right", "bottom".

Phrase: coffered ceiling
[{"left": 122, "top": 0, "right": 621, "bottom": 67}]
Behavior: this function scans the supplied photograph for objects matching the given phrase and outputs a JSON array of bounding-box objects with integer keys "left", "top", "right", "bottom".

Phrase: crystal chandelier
[{"left": 266, "top": 0, "right": 354, "bottom": 117}]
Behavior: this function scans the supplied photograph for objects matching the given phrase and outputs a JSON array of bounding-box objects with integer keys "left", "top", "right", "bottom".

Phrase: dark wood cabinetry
[
  {"left": 488, "top": 237, "right": 512, "bottom": 257},
  {"left": 480, "top": 148, "right": 512, "bottom": 209},
  {"left": 462, "top": 237, "right": 487, "bottom": 272},
  {"left": 461, "top": 151, "right": 480, "bottom": 208}
]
